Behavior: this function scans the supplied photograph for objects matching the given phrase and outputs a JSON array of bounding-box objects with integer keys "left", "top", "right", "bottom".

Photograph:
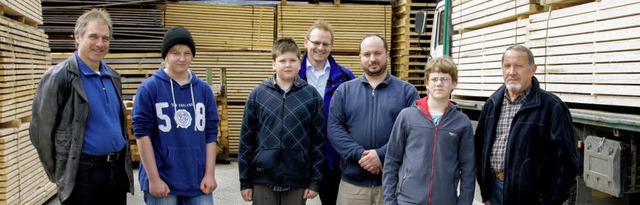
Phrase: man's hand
[
  {"left": 149, "top": 178, "right": 170, "bottom": 197},
  {"left": 484, "top": 201, "right": 490, "bottom": 205},
  {"left": 359, "top": 149, "right": 382, "bottom": 174},
  {"left": 241, "top": 188, "right": 253, "bottom": 202},
  {"left": 303, "top": 189, "right": 318, "bottom": 199},
  {"left": 200, "top": 174, "right": 217, "bottom": 194}
]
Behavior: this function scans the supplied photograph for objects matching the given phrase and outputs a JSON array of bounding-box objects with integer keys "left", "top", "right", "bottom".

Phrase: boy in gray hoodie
[{"left": 382, "top": 57, "right": 475, "bottom": 205}]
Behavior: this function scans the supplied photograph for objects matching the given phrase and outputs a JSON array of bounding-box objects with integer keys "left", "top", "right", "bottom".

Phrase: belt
[
  {"left": 494, "top": 172, "right": 505, "bottom": 181},
  {"left": 81, "top": 149, "right": 125, "bottom": 163}
]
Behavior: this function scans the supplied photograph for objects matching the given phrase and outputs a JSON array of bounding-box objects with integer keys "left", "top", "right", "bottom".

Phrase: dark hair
[{"left": 272, "top": 37, "right": 301, "bottom": 60}]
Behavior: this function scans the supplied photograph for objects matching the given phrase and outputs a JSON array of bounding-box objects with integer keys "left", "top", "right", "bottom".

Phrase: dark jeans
[
  {"left": 61, "top": 154, "right": 129, "bottom": 205},
  {"left": 319, "top": 166, "right": 341, "bottom": 205},
  {"left": 490, "top": 177, "right": 504, "bottom": 205}
]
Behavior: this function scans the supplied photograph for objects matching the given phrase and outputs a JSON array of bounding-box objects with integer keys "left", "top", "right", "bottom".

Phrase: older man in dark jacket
[
  {"left": 475, "top": 44, "right": 578, "bottom": 205},
  {"left": 29, "top": 9, "right": 133, "bottom": 205}
]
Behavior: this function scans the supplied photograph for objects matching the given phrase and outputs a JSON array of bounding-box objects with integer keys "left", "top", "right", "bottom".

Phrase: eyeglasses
[
  {"left": 428, "top": 77, "right": 451, "bottom": 83},
  {"left": 309, "top": 40, "right": 331, "bottom": 47}
]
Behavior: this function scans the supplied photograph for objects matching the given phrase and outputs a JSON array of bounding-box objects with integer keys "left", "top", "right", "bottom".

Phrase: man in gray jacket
[
  {"left": 29, "top": 9, "right": 133, "bottom": 205},
  {"left": 328, "top": 34, "right": 420, "bottom": 205}
]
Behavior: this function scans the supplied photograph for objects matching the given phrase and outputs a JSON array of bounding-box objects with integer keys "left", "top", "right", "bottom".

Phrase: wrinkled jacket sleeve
[
  {"left": 457, "top": 119, "right": 476, "bottom": 205},
  {"left": 382, "top": 111, "right": 408, "bottom": 205},
  {"left": 308, "top": 94, "right": 326, "bottom": 192},
  {"left": 238, "top": 88, "right": 259, "bottom": 190},
  {"left": 29, "top": 68, "right": 68, "bottom": 181},
  {"left": 543, "top": 100, "right": 578, "bottom": 204},
  {"left": 327, "top": 85, "right": 365, "bottom": 162}
]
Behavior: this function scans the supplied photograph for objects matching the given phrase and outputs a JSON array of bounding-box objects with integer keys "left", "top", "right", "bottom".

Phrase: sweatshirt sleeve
[
  {"left": 382, "top": 110, "right": 408, "bottom": 205},
  {"left": 204, "top": 84, "right": 219, "bottom": 144},
  {"left": 457, "top": 116, "right": 476, "bottom": 205},
  {"left": 238, "top": 87, "right": 259, "bottom": 190},
  {"left": 328, "top": 84, "right": 365, "bottom": 162},
  {"left": 132, "top": 81, "right": 157, "bottom": 139}
]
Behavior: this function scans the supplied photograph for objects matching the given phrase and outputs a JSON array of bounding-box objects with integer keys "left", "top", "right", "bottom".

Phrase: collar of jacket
[
  {"left": 299, "top": 54, "right": 346, "bottom": 88},
  {"left": 489, "top": 76, "right": 542, "bottom": 110},
  {"left": 357, "top": 72, "right": 392, "bottom": 87},
  {"left": 264, "top": 74, "right": 308, "bottom": 91}
]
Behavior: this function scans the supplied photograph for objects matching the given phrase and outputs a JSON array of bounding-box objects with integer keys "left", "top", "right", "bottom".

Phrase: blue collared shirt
[
  {"left": 305, "top": 61, "right": 331, "bottom": 98},
  {"left": 76, "top": 53, "right": 126, "bottom": 156}
]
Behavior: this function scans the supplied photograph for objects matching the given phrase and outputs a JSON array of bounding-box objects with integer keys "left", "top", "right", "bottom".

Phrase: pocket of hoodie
[
  {"left": 280, "top": 149, "right": 308, "bottom": 179},
  {"left": 397, "top": 166, "right": 410, "bottom": 194},
  {"left": 164, "top": 146, "right": 203, "bottom": 185}
]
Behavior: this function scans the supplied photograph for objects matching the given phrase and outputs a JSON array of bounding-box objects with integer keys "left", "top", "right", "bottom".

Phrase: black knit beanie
[{"left": 161, "top": 26, "right": 196, "bottom": 59}]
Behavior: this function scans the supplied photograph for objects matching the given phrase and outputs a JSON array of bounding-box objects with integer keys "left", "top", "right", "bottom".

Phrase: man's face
[
  {"left": 502, "top": 50, "right": 537, "bottom": 95},
  {"left": 273, "top": 52, "right": 301, "bottom": 82},
  {"left": 359, "top": 36, "right": 389, "bottom": 77},
  {"left": 304, "top": 28, "right": 333, "bottom": 65},
  {"left": 75, "top": 20, "right": 110, "bottom": 67}
]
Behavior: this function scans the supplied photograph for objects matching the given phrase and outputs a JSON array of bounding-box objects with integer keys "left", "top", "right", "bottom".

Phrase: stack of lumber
[
  {"left": 391, "top": 0, "right": 436, "bottom": 96},
  {"left": 215, "top": 91, "right": 230, "bottom": 162},
  {"left": 0, "top": 15, "right": 50, "bottom": 124},
  {"left": 277, "top": 3, "right": 392, "bottom": 53},
  {"left": 452, "top": 0, "right": 539, "bottom": 31},
  {"left": 0, "top": 0, "right": 42, "bottom": 27},
  {"left": 164, "top": 2, "right": 275, "bottom": 51},
  {"left": 123, "top": 100, "right": 139, "bottom": 162},
  {"left": 42, "top": 0, "right": 166, "bottom": 53},
  {"left": 0, "top": 123, "right": 56, "bottom": 205},
  {"left": 526, "top": 0, "right": 640, "bottom": 107},
  {"left": 451, "top": 19, "right": 528, "bottom": 97},
  {"left": 51, "top": 53, "right": 163, "bottom": 98}
]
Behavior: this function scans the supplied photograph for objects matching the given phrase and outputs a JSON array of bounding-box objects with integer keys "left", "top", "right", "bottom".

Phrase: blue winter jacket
[
  {"left": 475, "top": 77, "right": 578, "bottom": 205},
  {"left": 299, "top": 54, "right": 355, "bottom": 170},
  {"left": 328, "top": 74, "right": 419, "bottom": 187}
]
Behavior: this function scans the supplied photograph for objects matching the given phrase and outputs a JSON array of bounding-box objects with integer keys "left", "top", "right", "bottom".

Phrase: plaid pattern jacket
[{"left": 239, "top": 75, "right": 325, "bottom": 192}]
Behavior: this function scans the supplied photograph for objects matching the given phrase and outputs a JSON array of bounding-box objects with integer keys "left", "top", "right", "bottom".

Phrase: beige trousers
[{"left": 336, "top": 180, "right": 383, "bottom": 205}]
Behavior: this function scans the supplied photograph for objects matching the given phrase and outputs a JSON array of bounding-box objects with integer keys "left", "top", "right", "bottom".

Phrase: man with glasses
[{"left": 299, "top": 20, "right": 355, "bottom": 205}]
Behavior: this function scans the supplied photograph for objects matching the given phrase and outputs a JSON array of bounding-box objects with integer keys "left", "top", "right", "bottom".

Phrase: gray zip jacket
[
  {"left": 382, "top": 99, "right": 475, "bottom": 205},
  {"left": 29, "top": 55, "right": 134, "bottom": 201}
]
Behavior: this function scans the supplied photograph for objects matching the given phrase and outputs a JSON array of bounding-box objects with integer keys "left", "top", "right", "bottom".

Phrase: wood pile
[
  {"left": 278, "top": 3, "right": 392, "bottom": 53},
  {"left": 164, "top": 2, "right": 275, "bottom": 51},
  {"left": 449, "top": 0, "right": 640, "bottom": 108},
  {"left": 452, "top": 0, "right": 539, "bottom": 31},
  {"left": 42, "top": 0, "right": 166, "bottom": 53},
  {"left": 526, "top": 0, "right": 640, "bottom": 107},
  {"left": 391, "top": 0, "right": 436, "bottom": 96},
  {"left": 0, "top": 0, "right": 55, "bottom": 203},
  {"left": 0, "top": 0, "right": 42, "bottom": 27}
]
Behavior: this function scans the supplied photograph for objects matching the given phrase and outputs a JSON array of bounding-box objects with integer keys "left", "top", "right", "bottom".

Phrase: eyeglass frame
[
  {"left": 428, "top": 77, "right": 451, "bottom": 83},
  {"left": 308, "top": 39, "right": 332, "bottom": 47}
]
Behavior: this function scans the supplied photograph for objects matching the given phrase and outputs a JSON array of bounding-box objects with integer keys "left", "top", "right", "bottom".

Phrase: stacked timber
[
  {"left": 391, "top": 0, "right": 436, "bottom": 96},
  {"left": 0, "top": 0, "right": 42, "bottom": 27},
  {"left": 0, "top": 2, "right": 56, "bottom": 201},
  {"left": 450, "top": 0, "right": 537, "bottom": 99},
  {"left": 42, "top": 0, "right": 166, "bottom": 53},
  {"left": 449, "top": 0, "right": 640, "bottom": 108},
  {"left": 215, "top": 87, "right": 229, "bottom": 162},
  {"left": 164, "top": 2, "right": 275, "bottom": 51},
  {"left": 527, "top": 0, "right": 640, "bottom": 107},
  {"left": 277, "top": 3, "right": 392, "bottom": 53}
]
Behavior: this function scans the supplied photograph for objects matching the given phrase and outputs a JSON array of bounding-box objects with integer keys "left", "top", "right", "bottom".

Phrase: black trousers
[
  {"left": 319, "top": 165, "right": 342, "bottom": 205},
  {"left": 62, "top": 154, "right": 129, "bottom": 205}
]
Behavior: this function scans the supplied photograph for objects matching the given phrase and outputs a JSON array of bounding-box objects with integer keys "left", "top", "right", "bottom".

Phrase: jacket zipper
[{"left": 427, "top": 108, "right": 447, "bottom": 205}]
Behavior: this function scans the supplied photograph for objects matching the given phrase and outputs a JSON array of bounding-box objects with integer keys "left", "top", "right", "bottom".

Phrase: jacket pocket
[
  {"left": 53, "top": 132, "right": 72, "bottom": 183},
  {"left": 280, "top": 149, "right": 308, "bottom": 180}
]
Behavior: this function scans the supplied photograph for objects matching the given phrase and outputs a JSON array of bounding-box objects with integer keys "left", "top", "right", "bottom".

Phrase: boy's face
[
  {"left": 273, "top": 52, "right": 301, "bottom": 82},
  {"left": 165, "top": 44, "right": 193, "bottom": 74},
  {"left": 427, "top": 72, "right": 456, "bottom": 101}
]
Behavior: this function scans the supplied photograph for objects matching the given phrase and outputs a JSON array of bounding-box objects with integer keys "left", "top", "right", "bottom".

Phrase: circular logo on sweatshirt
[{"left": 174, "top": 109, "right": 192, "bottom": 129}]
